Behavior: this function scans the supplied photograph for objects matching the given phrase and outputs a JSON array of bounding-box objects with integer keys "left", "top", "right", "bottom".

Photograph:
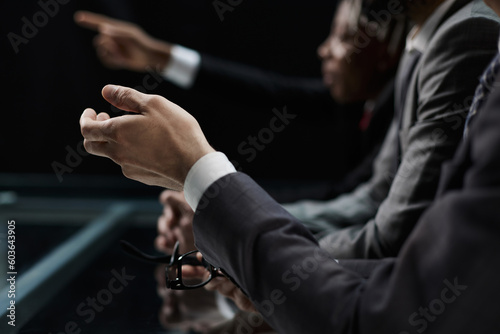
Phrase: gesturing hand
[
  {"left": 80, "top": 85, "right": 215, "bottom": 190},
  {"left": 74, "top": 11, "right": 172, "bottom": 72}
]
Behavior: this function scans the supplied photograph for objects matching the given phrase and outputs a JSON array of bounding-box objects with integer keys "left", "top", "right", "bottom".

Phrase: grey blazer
[{"left": 288, "top": 0, "right": 500, "bottom": 259}]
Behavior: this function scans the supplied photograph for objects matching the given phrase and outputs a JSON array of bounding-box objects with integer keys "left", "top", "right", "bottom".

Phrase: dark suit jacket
[
  {"left": 192, "top": 52, "right": 394, "bottom": 202},
  {"left": 193, "top": 70, "right": 500, "bottom": 333}
]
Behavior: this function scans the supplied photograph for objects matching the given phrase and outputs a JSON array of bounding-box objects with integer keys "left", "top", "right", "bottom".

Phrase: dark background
[{"left": 0, "top": 0, "right": 361, "bottom": 199}]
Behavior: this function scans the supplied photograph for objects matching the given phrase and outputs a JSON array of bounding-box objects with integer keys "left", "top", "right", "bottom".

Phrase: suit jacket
[
  {"left": 193, "top": 63, "right": 500, "bottom": 334},
  {"left": 293, "top": 0, "right": 500, "bottom": 259}
]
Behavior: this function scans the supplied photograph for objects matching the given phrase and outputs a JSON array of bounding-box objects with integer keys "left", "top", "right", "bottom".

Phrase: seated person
[
  {"left": 156, "top": 0, "right": 500, "bottom": 262},
  {"left": 152, "top": 0, "right": 406, "bottom": 255},
  {"left": 74, "top": 1, "right": 404, "bottom": 202},
  {"left": 284, "top": 0, "right": 500, "bottom": 258}
]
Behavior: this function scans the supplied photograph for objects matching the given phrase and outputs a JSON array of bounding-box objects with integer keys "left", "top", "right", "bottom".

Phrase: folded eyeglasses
[{"left": 120, "top": 240, "right": 227, "bottom": 290}]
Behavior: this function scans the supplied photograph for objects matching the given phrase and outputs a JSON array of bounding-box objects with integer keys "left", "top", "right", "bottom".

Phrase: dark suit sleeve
[
  {"left": 193, "top": 53, "right": 331, "bottom": 106},
  {"left": 193, "top": 81, "right": 500, "bottom": 332}
]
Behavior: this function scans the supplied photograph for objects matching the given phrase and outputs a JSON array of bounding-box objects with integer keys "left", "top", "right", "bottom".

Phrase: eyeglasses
[
  {"left": 165, "top": 241, "right": 223, "bottom": 290},
  {"left": 120, "top": 240, "right": 228, "bottom": 291}
]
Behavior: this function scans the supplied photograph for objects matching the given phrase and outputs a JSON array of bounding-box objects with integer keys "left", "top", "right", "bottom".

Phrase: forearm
[
  {"left": 191, "top": 171, "right": 500, "bottom": 334},
  {"left": 282, "top": 182, "right": 380, "bottom": 237},
  {"left": 193, "top": 53, "right": 329, "bottom": 105},
  {"left": 193, "top": 173, "right": 366, "bottom": 334}
]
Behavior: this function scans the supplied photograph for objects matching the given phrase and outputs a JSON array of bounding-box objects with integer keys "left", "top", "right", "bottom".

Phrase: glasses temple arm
[{"left": 119, "top": 240, "right": 172, "bottom": 264}]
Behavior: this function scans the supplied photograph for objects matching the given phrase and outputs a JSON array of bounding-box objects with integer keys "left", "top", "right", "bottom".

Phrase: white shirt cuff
[
  {"left": 160, "top": 45, "right": 201, "bottom": 89},
  {"left": 184, "top": 152, "right": 237, "bottom": 211}
]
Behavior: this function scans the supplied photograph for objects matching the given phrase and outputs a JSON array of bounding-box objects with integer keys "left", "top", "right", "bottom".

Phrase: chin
[{"left": 330, "top": 88, "right": 350, "bottom": 105}]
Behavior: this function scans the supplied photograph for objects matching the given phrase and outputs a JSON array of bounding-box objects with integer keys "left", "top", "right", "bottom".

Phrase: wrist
[
  {"left": 180, "top": 145, "right": 216, "bottom": 185},
  {"left": 150, "top": 39, "right": 172, "bottom": 72},
  {"left": 183, "top": 151, "right": 237, "bottom": 211}
]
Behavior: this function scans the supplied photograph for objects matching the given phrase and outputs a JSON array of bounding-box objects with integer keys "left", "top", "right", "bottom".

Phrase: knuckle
[
  {"left": 102, "top": 120, "right": 117, "bottom": 141},
  {"left": 107, "top": 148, "right": 121, "bottom": 164},
  {"left": 147, "top": 94, "right": 162, "bottom": 105},
  {"left": 82, "top": 139, "right": 92, "bottom": 153},
  {"left": 115, "top": 88, "right": 129, "bottom": 107},
  {"left": 146, "top": 94, "right": 165, "bottom": 110},
  {"left": 80, "top": 120, "right": 91, "bottom": 138}
]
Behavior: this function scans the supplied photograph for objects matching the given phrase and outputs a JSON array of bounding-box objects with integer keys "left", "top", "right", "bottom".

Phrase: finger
[
  {"left": 93, "top": 34, "right": 121, "bottom": 57},
  {"left": 98, "top": 23, "right": 138, "bottom": 39},
  {"left": 80, "top": 108, "right": 112, "bottom": 142},
  {"left": 157, "top": 213, "right": 168, "bottom": 234},
  {"left": 181, "top": 265, "right": 207, "bottom": 279},
  {"left": 165, "top": 192, "right": 193, "bottom": 216},
  {"left": 163, "top": 205, "right": 178, "bottom": 231},
  {"left": 154, "top": 234, "right": 171, "bottom": 253},
  {"left": 204, "top": 277, "right": 233, "bottom": 294},
  {"left": 80, "top": 107, "right": 97, "bottom": 121},
  {"left": 74, "top": 10, "right": 124, "bottom": 32},
  {"left": 159, "top": 189, "right": 177, "bottom": 205},
  {"left": 196, "top": 252, "right": 203, "bottom": 263},
  {"left": 91, "top": 29, "right": 133, "bottom": 69},
  {"left": 157, "top": 214, "right": 177, "bottom": 250},
  {"left": 159, "top": 209, "right": 178, "bottom": 238},
  {"left": 83, "top": 139, "right": 112, "bottom": 158},
  {"left": 236, "top": 294, "right": 257, "bottom": 313},
  {"left": 101, "top": 85, "right": 148, "bottom": 114},
  {"left": 96, "top": 112, "right": 110, "bottom": 121}
]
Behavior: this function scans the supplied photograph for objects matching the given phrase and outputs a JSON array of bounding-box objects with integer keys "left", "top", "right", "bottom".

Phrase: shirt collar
[{"left": 406, "top": 0, "right": 456, "bottom": 53}]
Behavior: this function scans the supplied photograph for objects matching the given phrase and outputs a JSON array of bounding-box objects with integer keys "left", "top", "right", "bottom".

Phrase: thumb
[{"left": 102, "top": 84, "right": 147, "bottom": 114}]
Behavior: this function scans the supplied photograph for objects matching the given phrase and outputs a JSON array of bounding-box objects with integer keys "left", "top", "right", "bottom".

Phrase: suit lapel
[
  {"left": 437, "top": 0, "right": 472, "bottom": 26},
  {"left": 403, "top": 0, "right": 475, "bottom": 192},
  {"left": 399, "top": 0, "right": 473, "bottom": 135}
]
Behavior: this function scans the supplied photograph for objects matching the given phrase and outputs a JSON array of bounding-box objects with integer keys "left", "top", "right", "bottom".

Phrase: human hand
[
  {"left": 206, "top": 311, "right": 275, "bottom": 334},
  {"left": 205, "top": 276, "right": 258, "bottom": 314},
  {"left": 80, "top": 85, "right": 215, "bottom": 190},
  {"left": 155, "top": 189, "right": 195, "bottom": 254},
  {"left": 155, "top": 264, "right": 227, "bottom": 333},
  {"left": 74, "top": 11, "right": 172, "bottom": 72}
]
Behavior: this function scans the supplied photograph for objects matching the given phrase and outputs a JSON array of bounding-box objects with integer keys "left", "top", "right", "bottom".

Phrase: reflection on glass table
[{"left": 0, "top": 196, "right": 276, "bottom": 334}]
